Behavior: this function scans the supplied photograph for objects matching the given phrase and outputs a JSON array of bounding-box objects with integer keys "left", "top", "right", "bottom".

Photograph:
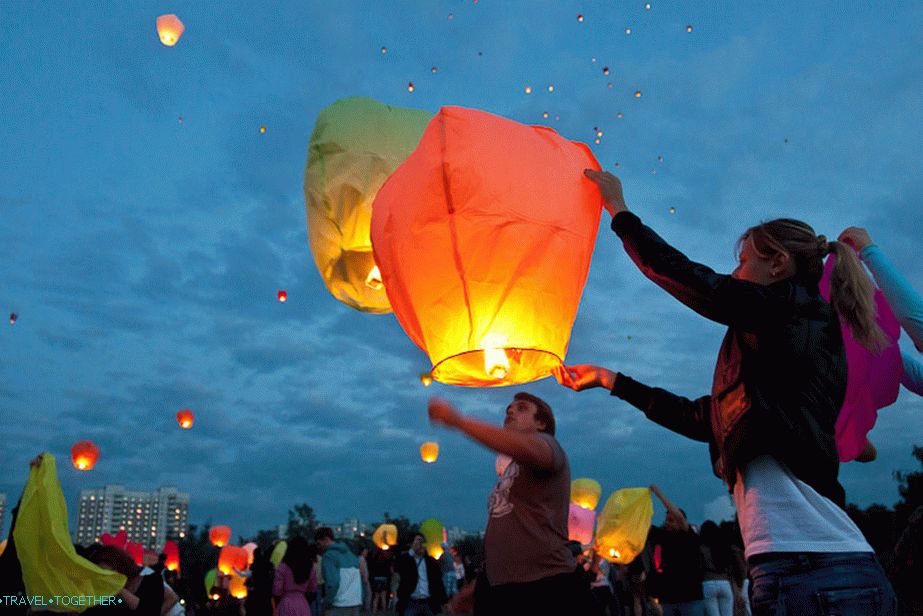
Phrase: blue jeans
[{"left": 749, "top": 552, "right": 896, "bottom": 615}]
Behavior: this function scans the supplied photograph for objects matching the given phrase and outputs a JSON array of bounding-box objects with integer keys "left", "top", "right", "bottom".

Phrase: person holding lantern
[
  {"left": 428, "top": 392, "right": 594, "bottom": 615},
  {"left": 555, "top": 170, "right": 897, "bottom": 615}
]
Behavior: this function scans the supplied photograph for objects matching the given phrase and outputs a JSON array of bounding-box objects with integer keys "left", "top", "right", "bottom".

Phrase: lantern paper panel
[
  {"left": 243, "top": 542, "right": 257, "bottom": 566},
  {"left": 204, "top": 568, "right": 218, "bottom": 594},
  {"left": 373, "top": 524, "right": 398, "bottom": 549},
  {"left": 568, "top": 503, "right": 596, "bottom": 545},
  {"left": 101, "top": 530, "right": 128, "bottom": 548},
  {"left": 176, "top": 409, "right": 194, "bottom": 429},
  {"left": 595, "top": 488, "right": 653, "bottom": 564},
  {"left": 571, "top": 478, "right": 602, "bottom": 510},
  {"left": 270, "top": 540, "right": 287, "bottom": 566},
  {"left": 419, "top": 518, "right": 444, "bottom": 559},
  {"left": 420, "top": 441, "right": 439, "bottom": 463},
  {"left": 218, "top": 545, "right": 249, "bottom": 575},
  {"left": 71, "top": 440, "right": 100, "bottom": 471},
  {"left": 229, "top": 574, "right": 248, "bottom": 598},
  {"left": 371, "top": 106, "right": 602, "bottom": 386},
  {"left": 209, "top": 525, "right": 231, "bottom": 547},
  {"left": 819, "top": 256, "right": 902, "bottom": 461},
  {"left": 304, "top": 96, "right": 432, "bottom": 313},
  {"left": 163, "top": 540, "right": 180, "bottom": 572}
]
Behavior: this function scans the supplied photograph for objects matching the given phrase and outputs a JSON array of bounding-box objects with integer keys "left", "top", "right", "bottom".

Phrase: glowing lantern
[
  {"left": 176, "top": 409, "right": 194, "bottom": 429},
  {"left": 373, "top": 524, "right": 398, "bottom": 550},
  {"left": 304, "top": 97, "right": 432, "bottom": 313},
  {"left": 71, "top": 440, "right": 99, "bottom": 471},
  {"left": 420, "top": 372, "right": 433, "bottom": 387},
  {"left": 243, "top": 542, "right": 257, "bottom": 566},
  {"left": 218, "top": 546, "right": 249, "bottom": 575},
  {"left": 634, "top": 90, "right": 642, "bottom": 98},
  {"left": 686, "top": 25, "right": 693, "bottom": 33},
  {"left": 571, "top": 478, "right": 602, "bottom": 510},
  {"left": 229, "top": 574, "right": 248, "bottom": 598},
  {"left": 595, "top": 488, "right": 653, "bottom": 564},
  {"left": 9, "top": 313, "right": 16, "bottom": 324},
  {"left": 577, "top": 14, "right": 584, "bottom": 22},
  {"left": 420, "top": 518, "right": 444, "bottom": 559},
  {"left": 126, "top": 542, "right": 144, "bottom": 566},
  {"left": 156, "top": 15, "right": 185, "bottom": 47},
  {"left": 371, "top": 106, "right": 602, "bottom": 386},
  {"left": 204, "top": 568, "right": 218, "bottom": 594},
  {"left": 420, "top": 441, "right": 439, "bottom": 463},
  {"left": 625, "top": 27, "right": 632, "bottom": 35},
  {"left": 524, "top": 86, "right": 532, "bottom": 94},
  {"left": 260, "top": 125, "right": 267, "bottom": 134},
  {"left": 277, "top": 290, "right": 287, "bottom": 302},
  {"left": 408, "top": 82, "right": 415, "bottom": 93},
  {"left": 100, "top": 530, "right": 128, "bottom": 548},
  {"left": 209, "top": 525, "right": 231, "bottom": 547},
  {"left": 270, "top": 541, "right": 287, "bottom": 566},
  {"left": 163, "top": 540, "right": 180, "bottom": 572},
  {"left": 569, "top": 503, "right": 596, "bottom": 545},
  {"left": 819, "top": 257, "right": 902, "bottom": 461}
]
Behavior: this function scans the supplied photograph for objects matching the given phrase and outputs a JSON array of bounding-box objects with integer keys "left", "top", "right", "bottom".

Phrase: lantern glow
[
  {"left": 218, "top": 546, "right": 249, "bottom": 575},
  {"left": 176, "top": 409, "right": 194, "bottom": 429},
  {"left": 304, "top": 97, "right": 432, "bottom": 313},
  {"left": 229, "top": 574, "right": 248, "bottom": 598},
  {"left": 370, "top": 106, "right": 602, "bottom": 387},
  {"left": 163, "top": 540, "right": 180, "bottom": 572},
  {"left": 373, "top": 524, "right": 398, "bottom": 549},
  {"left": 420, "top": 372, "right": 433, "bottom": 387},
  {"left": 156, "top": 15, "right": 185, "bottom": 47},
  {"left": 71, "top": 440, "right": 99, "bottom": 471},
  {"left": 420, "top": 518, "right": 444, "bottom": 559},
  {"left": 595, "top": 488, "right": 654, "bottom": 564},
  {"left": 420, "top": 441, "right": 439, "bottom": 463},
  {"left": 209, "top": 525, "right": 231, "bottom": 547},
  {"left": 571, "top": 478, "right": 602, "bottom": 510},
  {"left": 277, "top": 290, "right": 287, "bottom": 302},
  {"left": 568, "top": 503, "right": 596, "bottom": 545}
]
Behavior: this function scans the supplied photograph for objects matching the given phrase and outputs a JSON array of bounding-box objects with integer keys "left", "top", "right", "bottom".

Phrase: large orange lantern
[
  {"left": 156, "top": 15, "right": 184, "bottom": 47},
  {"left": 373, "top": 524, "right": 398, "bottom": 550},
  {"left": 71, "top": 440, "right": 100, "bottom": 471},
  {"left": 569, "top": 503, "right": 596, "bottom": 545},
  {"left": 209, "top": 525, "right": 231, "bottom": 547},
  {"left": 163, "top": 540, "right": 180, "bottom": 572},
  {"left": 176, "top": 409, "right": 194, "bottom": 429},
  {"left": 218, "top": 545, "right": 249, "bottom": 575},
  {"left": 304, "top": 97, "right": 432, "bottom": 313},
  {"left": 595, "top": 488, "right": 654, "bottom": 564},
  {"left": 371, "top": 106, "right": 602, "bottom": 386},
  {"left": 229, "top": 574, "right": 248, "bottom": 599},
  {"left": 571, "top": 478, "right": 602, "bottom": 510},
  {"left": 420, "top": 441, "right": 439, "bottom": 463}
]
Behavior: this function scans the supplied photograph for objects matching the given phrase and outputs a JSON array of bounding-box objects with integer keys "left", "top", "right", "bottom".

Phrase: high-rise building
[{"left": 74, "top": 485, "right": 189, "bottom": 549}]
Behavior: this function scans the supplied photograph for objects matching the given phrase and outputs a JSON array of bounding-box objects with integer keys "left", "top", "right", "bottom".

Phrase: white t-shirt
[{"left": 733, "top": 455, "right": 872, "bottom": 560}]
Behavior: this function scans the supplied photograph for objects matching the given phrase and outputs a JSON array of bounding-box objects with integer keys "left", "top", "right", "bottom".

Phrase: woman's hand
[
  {"left": 553, "top": 364, "right": 617, "bottom": 391},
  {"left": 584, "top": 169, "right": 628, "bottom": 217},
  {"left": 428, "top": 397, "right": 462, "bottom": 429},
  {"left": 838, "top": 227, "right": 874, "bottom": 252}
]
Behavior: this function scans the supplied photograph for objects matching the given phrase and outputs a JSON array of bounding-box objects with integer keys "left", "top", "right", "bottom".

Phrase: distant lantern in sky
[
  {"left": 260, "top": 125, "right": 267, "bottom": 134},
  {"left": 431, "top": 67, "right": 438, "bottom": 74},
  {"left": 420, "top": 372, "right": 433, "bottom": 387},
  {"left": 407, "top": 82, "right": 415, "bottom": 92},
  {"left": 687, "top": 25, "right": 694, "bottom": 33},
  {"left": 277, "top": 290, "right": 287, "bottom": 302},
  {"left": 420, "top": 441, "right": 439, "bottom": 463},
  {"left": 577, "top": 14, "right": 584, "bottom": 22},
  {"left": 71, "top": 440, "right": 99, "bottom": 471},
  {"left": 603, "top": 67, "right": 610, "bottom": 75},
  {"left": 209, "top": 525, "right": 232, "bottom": 547},
  {"left": 669, "top": 207, "right": 676, "bottom": 214},
  {"left": 8, "top": 313, "right": 16, "bottom": 325},
  {"left": 645, "top": 2, "right": 652, "bottom": 8},
  {"left": 156, "top": 14, "right": 184, "bottom": 47},
  {"left": 371, "top": 106, "right": 602, "bottom": 386},
  {"left": 304, "top": 97, "right": 431, "bottom": 313},
  {"left": 658, "top": 154, "right": 664, "bottom": 162},
  {"left": 543, "top": 111, "right": 549, "bottom": 119},
  {"left": 373, "top": 524, "right": 398, "bottom": 550},
  {"left": 617, "top": 112, "right": 623, "bottom": 119},
  {"left": 625, "top": 27, "right": 632, "bottom": 35},
  {"left": 547, "top": 85, "right": 554, "bottom": 92},
  {"left": 571, "top": 478, "right": 602, "bottom": 510},
  {"left": 381, "top": 46, "right": 387, "bottom": 54},
  {"left": 176, "top": 409, "right": 194, "bottom": 429},
  {"left": 524, "top": 86, "right": 532, "bottom": 94},
  {"left": 634, "top": 90, "right": 642, "bottom": 98}
]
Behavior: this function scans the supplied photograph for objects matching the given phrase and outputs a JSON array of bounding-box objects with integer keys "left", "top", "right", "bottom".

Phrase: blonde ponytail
[{"left": 827, "top": 240, "right": 888, "bottom": 352}]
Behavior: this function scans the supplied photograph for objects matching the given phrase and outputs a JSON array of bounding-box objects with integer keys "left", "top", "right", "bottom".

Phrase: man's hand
[
  {"left": 584, "top": 169, "right": 628, "bottom": 217},
  {"left": 838, "top": 227, "right": 874, "bottom": 252},
  {"left": 553, "top": 364, "right": 617, "bottom": 391},
  {"left": 428, "top": 397, "right": 462, "bottom": 429}
]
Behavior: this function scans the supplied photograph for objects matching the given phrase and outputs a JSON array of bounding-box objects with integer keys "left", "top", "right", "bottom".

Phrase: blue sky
[{"left": 1, "top": 1, "right": 921, "bottom": 540}]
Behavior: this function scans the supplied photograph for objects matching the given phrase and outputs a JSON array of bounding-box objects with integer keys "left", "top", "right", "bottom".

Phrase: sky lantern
[
  {"left": 420, "top": 518, "right": 444, "bottom": 559},
  {"left": 571, "top": 478, "right": 602, "bottom": 510},
  {"left": 204, "top": 568, "right": 218, "bottom": 594},
  {"left": 420, "top": 441, "right": 439, "bottom": 463},
  {"left": 100, "top": 530, "right": 127, "bottom": 548},
  {"left": 163, "top": 540, "right": 180, "bottom": 572},
  {"left": 595, "top": 488, "right": 653, "bottom": 564},
  {"left": 242, "top": 542, "right": 257, "bottom": 566},
  {"left": 70, "top": 440, "right": 99, "bottom": 471},
  {"left": 569, "top": 503, "right": 596, "bottom": 545},
  {"left": 270, "top": 540, "right": 287, "bottom": 566},
  {"left": 229, "top": 574, "right": 248, "bottom": 598},
  {"left": 372, "top": 524, "right": 398, "bottom": 550},
  {"left": 176, "top": 409, "right": 194, "bottom": 429},
  {"left": 819, "top": 257, "right": 902, "bottom": 461},
  {"left": 9, "top": 313, "right": 16, "bottom": 325},
  {"left": 371, "top": 106, "right": 602, "bottom": 387},
  {"left": 156, "top": 14, "right": 184, "bottom": 47},
  {"left": 126, "top": 541, "right": 144, "bottom": 566},
  {"left": 218, "top": 545, "right": 249, "bottom": 575},
  {"left": 304, "top": 96, "right": 432, "bottom": 313},
  {"left": 209, "top": 525, "right": 231, "bottom": 547},
  {"left": 277, "top": 289, "right": 287, "bottom": 302},
  {"left": 419, "top": 372, "right": 433, "bottom": 387}
]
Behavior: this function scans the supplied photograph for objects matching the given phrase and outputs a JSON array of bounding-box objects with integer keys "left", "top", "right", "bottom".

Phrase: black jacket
[
  {"left": 395, "top": 551, "right": 447, "bottom": 615},
  {"left": 610, "top": 212, "right": 847, "bottom": 506}
]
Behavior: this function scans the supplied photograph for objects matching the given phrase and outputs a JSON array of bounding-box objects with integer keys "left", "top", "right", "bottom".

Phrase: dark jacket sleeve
[
  {"left": 612, "top": 373, "right": 712, "bottom": 443},
  {"left": 611, "top": 212, "right": 796, "bottom": 332}
]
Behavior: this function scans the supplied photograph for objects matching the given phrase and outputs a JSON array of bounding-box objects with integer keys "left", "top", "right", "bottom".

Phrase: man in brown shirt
[{"left": 428, "top": 392, "right": 593, "bottom": 615}]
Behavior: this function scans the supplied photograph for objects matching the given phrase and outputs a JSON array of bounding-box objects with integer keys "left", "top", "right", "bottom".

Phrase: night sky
[{"left": 1, "top": 1, "right": 921, "bottom": 540}]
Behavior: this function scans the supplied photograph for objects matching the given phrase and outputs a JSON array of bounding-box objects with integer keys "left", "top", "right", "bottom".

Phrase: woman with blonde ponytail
[{"left": 555, "top": 170, "right": 897, "bottom": 615}]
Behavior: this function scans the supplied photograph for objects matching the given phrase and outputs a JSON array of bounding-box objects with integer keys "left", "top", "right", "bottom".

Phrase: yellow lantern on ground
[
  {"left": 595, "top": 488, "right": 653, "bottom": 564},
  {"left": 156, "top": 15, "right": 185, "bottom": 47},
  {"left": 571, "top": 478, "right": 602, "bottom": 510},
  {"left": 373, "top": 524, "right": 398, "bottom": 550},
  {"left": 371, "top": 106, "right": 602, "bottom": 386},
  {"left": 420, "top": 442, "right": 439, "bottom": 463},
  {"left": 304, "top": 97, "right": 432, "bottom": 313}
]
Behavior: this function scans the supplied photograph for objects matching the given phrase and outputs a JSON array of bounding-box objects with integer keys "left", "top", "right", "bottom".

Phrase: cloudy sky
[{"left": 1, "top": 1, "right": 921, "bottom": 541}]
